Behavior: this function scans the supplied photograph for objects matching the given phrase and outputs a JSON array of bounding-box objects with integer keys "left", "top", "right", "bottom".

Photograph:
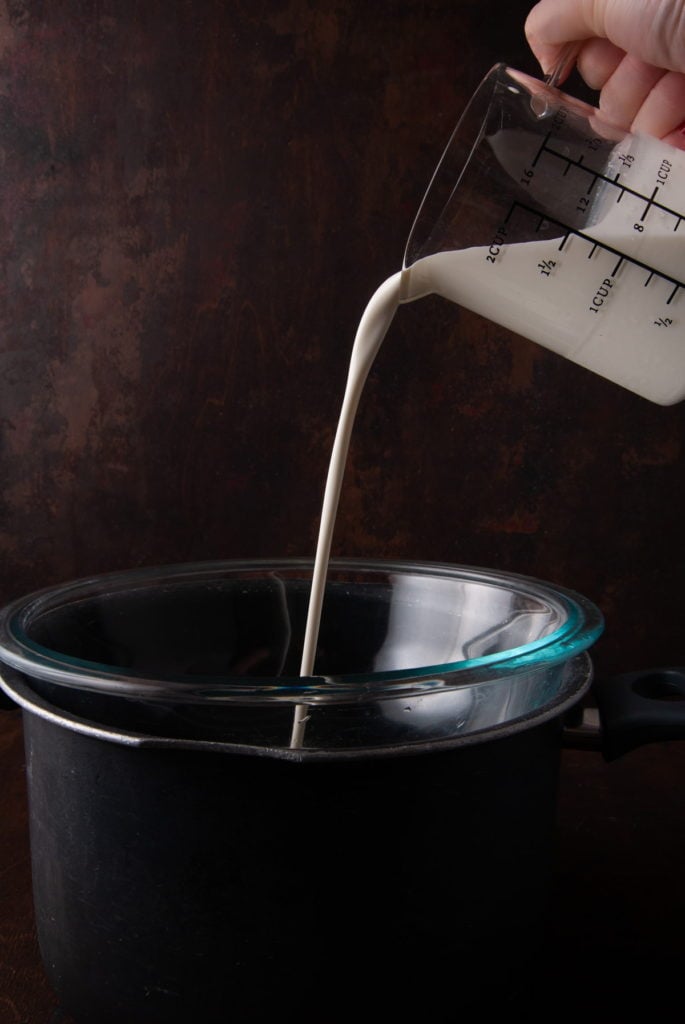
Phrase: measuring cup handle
[{"left": 594, "top": 667, "right": 685, "bottom": 760}]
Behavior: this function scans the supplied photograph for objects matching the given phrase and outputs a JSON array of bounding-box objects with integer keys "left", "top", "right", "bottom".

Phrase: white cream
[
  {"left": 290, "top": 271, "right": 404, "bottom": 746},
  {"left": 406, "top": 232, "right": 685, "bottom": 406}
]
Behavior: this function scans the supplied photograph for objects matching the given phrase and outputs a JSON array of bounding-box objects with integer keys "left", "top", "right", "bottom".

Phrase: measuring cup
[{"left": 403, "top": 64, "right": 685, "bottom": 405}]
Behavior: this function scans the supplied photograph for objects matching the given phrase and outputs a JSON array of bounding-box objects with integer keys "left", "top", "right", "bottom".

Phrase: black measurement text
[
  {"left": 485, "top": 226, "right": 508, "bottom": 263},
  {"left": 589, "top": 277, "right": 614, "bottom": 313},
  {"left": 657, "top": 158, "right": 672, "bottom": 188}
]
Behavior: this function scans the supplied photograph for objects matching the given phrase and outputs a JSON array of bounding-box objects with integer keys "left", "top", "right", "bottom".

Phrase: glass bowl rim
[{"left": 0, "top": 558, "right": 604, "bottom": 703}]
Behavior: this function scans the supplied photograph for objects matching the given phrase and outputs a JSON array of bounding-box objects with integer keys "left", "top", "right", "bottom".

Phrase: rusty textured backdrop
[
  {"left": 0, "top": 0, "right": 683, "bottom": 682},
  {"left": 1, "top": 3, "right": 685, "bottom": 1021}
]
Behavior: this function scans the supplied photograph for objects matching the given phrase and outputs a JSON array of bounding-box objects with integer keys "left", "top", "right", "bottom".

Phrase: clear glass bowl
[{"left": 0, "top": 559, "right": 603, "bottom": 752}]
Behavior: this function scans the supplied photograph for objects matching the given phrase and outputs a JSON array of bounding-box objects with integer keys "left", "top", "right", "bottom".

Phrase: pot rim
[
  {"left": 1, "top": 656, "right": 594, "bottom": 759},
  {"left": 0, "top": 558, "right": 604, "bottom": 703}
]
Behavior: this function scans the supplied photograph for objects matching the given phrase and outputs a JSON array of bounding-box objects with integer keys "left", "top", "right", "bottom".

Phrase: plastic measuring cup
[{"left": 403, "top": 65, "right": 685, "bottom": 405}]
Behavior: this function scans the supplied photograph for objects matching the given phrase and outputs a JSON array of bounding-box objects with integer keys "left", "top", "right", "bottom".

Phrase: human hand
[{"left": 525, "top": 0, "right": 685, "bottom": 148}]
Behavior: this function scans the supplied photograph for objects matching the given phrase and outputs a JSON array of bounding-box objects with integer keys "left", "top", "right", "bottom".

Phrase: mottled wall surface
[{"left": 0, "top": 0, "right": 683, "bottom": 676}]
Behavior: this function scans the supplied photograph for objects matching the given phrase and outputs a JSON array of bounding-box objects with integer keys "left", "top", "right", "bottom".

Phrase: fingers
[
  {"left": 590, "top": 51, "right": 685, "bottom": 142},
  {"left": 631, "top": 69, "right": 685, "bottom": 143},
  {"left": 526, "top": 0, "right": 685, "bottom": 73},
  {"left": 525, "top": 0, "right": 607, "bottom": 74},
  {"left": 525, "top": 0, "right": 602, "bottom": 49},
  {"left": 575, "top": 38, "right": 624, "bottom": 90},
  {"left": 662, "top": 123, "right": 685, "bottom": 148},
  {"left": 525, "top": 0, "right": 685, "bottom": 146},
  {"left": 598, "top": 53, "right": 669, "bottom": 127}
]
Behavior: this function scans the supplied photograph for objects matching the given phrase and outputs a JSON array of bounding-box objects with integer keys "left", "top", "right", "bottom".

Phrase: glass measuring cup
[{"left": 403, "top": 65, "right": 685, "bottom": 405}]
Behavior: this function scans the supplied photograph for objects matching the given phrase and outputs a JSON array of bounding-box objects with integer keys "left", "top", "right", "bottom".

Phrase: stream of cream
[{"left": 290, "top": 269, "right": 406, "bottom": 747}]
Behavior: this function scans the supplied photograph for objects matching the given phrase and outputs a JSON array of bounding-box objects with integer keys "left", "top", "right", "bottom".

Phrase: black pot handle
[{"left": 594, "top": 667, "right": 685, "bottom": 761}]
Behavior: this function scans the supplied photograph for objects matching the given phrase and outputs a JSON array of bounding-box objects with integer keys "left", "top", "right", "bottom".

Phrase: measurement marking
[
  {"left": 616, "top": 188, "right": 625, "bottom": 203},
  {"left": 667, "top": 285, "right": 679, "bottom": 305},
  {"left": 640, "top": 186, "right": 660, "bottom": 222},
  {"left": 586, "top": 174, "right": 599, "bottom": 195},
  {"left": 588, "top": 243, "right": 598, "bottom": 259},
  {"left": 645, "top": 272, "right": 654, "bottom": 286},
  {"left": 538, "top": 259, "right": 556, "bottom": 275},
  {"left": 531, "top": 132, "right": 550, "bottom": 169},
  {"left": 539, "top": 141, "right": 684, "bottom": 223},
  {"left": 612, "top": 258, "right": 624, "bottom": 276},
  {"left": 507, "top": 200, "right": 685, "bottom": 294},
  {"left": 675, "top": 218, "right": 682, "bottom": 233}
]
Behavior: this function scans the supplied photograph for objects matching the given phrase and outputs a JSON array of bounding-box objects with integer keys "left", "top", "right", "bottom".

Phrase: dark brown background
[
  {"left": 0, "top": 1, "right": 684, "bottom": 1020},
  {"left": 1, "top": 0, "right": 683, "bottom": 675}
]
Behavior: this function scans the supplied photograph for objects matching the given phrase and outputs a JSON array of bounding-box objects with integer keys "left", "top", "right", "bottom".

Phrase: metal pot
[{"left": 0, "top": 559, "right": 680, "bottom": 1021}]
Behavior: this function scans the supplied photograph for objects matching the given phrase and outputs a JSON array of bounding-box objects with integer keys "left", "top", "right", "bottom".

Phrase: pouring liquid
[
  {"left": 293, "top": 133, "right": 685, "bottom": 745},
  {"left": 290, "top": 270, "right": 404, "bottom": 746}
]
